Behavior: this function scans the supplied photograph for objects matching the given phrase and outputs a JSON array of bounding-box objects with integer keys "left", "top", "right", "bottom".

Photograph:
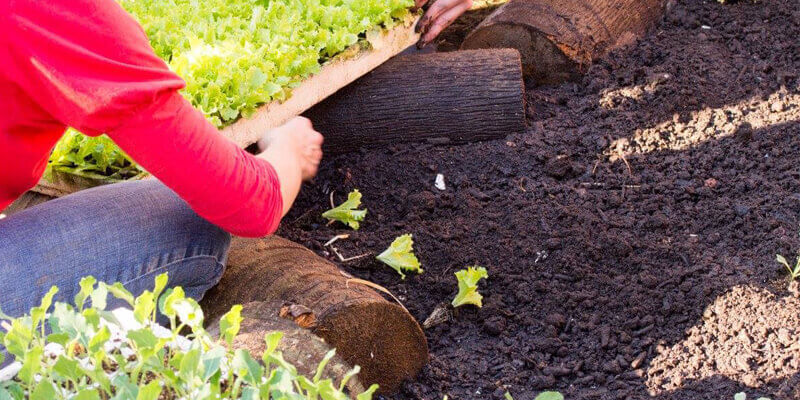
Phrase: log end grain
[
  {"left": 201, "top": 237, "right": 429, "bottom": 395},
  {"left": 461, "top": 23, "right": 582, "bottom": 85},
  {"left": 313, "top": 300, "right": 428, "bottom": 394}
]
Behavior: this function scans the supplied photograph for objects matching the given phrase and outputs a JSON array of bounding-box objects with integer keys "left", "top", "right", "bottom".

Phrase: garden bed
[{"left": 279, "top": 0, "right": 800, "bottom": 398}]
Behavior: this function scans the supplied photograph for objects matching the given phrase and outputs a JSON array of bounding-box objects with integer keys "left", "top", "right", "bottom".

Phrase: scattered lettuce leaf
[
  {"left": 451, "top": 266, "right": 488, "bottom": 308},
  {"left": 376, "top": 234, "right": 422, "bottom": 279},
  {"left": 322, "top": 190, "right": 368, "bottom": 230},
  {"left": 535, "top": 392, "right": 564, "bottom": 400}
]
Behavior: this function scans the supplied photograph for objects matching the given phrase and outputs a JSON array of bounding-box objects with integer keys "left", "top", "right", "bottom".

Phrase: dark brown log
[
  {"left": 201, "top": 237, "right": 428, "bottom": 395},
  {"left": 207, "top": 301, "right": 367, "bottom": 395},
  {"left": 461, "top": 0, "right": 671, "bottom": 85},
  {"left": 302, "top": 49, "right": 525, "bottom": 154}
]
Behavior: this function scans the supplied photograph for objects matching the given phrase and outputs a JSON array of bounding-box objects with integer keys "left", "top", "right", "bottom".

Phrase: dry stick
[{"left": 326, "top": 191, "right": 336, "bottom": 226}]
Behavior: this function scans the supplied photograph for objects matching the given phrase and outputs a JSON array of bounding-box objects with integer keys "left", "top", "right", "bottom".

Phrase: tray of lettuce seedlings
[
  {"left": 0, "top": 273, "right": 377, "bottom": 400},
  {"left": 37, "top": 0, "right": 419, "bottom": 197}
]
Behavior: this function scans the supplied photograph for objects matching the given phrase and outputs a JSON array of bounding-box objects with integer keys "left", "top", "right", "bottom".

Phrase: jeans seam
[{"left": 121, "top": 254, "right": 225, "bottom": 290}]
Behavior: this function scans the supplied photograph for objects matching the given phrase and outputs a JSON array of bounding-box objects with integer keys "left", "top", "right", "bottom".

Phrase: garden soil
[{"left": 280, "top": 0, "right": 800, "bottom": 398}]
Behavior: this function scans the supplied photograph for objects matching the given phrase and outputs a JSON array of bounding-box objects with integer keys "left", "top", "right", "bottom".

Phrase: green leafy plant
[
  {"left": 48, "top": 129, "right": 145, "bottom": 181},
  {"left": 376, "top": 234, "right": 422, "bottom": 279},
  {"left": 322, "top": 190, "right": 368, "bottom": 230},
  {"left": 48, "top": 0, "right": 415, "bottom": 180},
  {"left": 0, "top": 273, "right": 378, "bottom": 399},
  {"left": 535, "top": 392, "right": 564, "bottom": 400},
  {"left": 451, "top": 266, "right": 488, "bottom": 308},
  {"left": 776, "top": 253, "right": 800, "bottom": 281}
]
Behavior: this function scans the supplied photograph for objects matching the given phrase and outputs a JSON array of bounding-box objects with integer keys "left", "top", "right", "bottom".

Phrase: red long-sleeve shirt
[{"left": 0, "top": 0, "right": 283, "bottom": 237}]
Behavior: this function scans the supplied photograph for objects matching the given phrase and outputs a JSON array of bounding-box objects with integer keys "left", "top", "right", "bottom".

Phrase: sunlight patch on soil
[
  {"left": 646, "top": 284, "right": 800, "bottom": 396},
  {"left": 605, "top": 88, "right": 800, "bottom": 161}
]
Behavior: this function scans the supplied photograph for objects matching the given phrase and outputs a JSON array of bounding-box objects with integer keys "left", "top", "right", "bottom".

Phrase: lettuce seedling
[
  {"left": 535, "top": 392, "right": 564, "bottom": 400},
  {"left": 322, "top": 190, "right": 368, "bottom": 230},
  {"left": 776, "top": 254, "right": 800, "bottom": 281},
  {"left": 451, "top": 266, "right": 489, "bottom": 308},
  {"left": 0, "top": 272, "right": 379, "bottom": 400},
  {"left": 376, "top": 234, "right": 423, "bottom": 279}
]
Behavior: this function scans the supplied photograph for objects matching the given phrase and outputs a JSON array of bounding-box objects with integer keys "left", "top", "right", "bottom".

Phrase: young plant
[
  {"left": 376, "top": 234, "right": 423, "bottom": 279},
  {"left": 0, "top": 273, "right": 378, "bottom": 400},
  {"left": 451, "top": 266, "right": 489, "bottom": 308},
  {"left": 535, "top": 392, "right": 564, "bottom": 400},
  {"left": 322, "top": 190, "right": 368, "bottom": 230},
  {"left": 776, "top": 253, "right": 800, "bottom": 281}
]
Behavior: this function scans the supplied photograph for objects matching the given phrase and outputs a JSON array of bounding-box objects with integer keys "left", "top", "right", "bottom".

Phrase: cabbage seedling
[
  {"left": 451, "top": 266, "right": 488, "bottom": 308},
  {"left": 322, "top": 190, "right": 368, "bottom": 230},
  {"left": 376, "top": 234, "right": 422, "bottom": 279}
]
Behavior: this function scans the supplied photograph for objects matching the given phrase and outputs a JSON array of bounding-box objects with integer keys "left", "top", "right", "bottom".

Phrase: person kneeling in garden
[{"left": 0, "top": 0, "right": 470, "bottom": 318}]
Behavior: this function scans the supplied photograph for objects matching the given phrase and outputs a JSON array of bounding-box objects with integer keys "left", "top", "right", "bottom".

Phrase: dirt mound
[
  {"left": 281, "top": 0, "right": 800, "bottom": 398},
  {"left": 648, "top": 284, "right": 800, "bottom": 399}
]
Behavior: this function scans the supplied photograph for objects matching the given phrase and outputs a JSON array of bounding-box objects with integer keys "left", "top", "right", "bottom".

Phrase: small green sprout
[
  {"left": 376, "top": 234, "right": 423, "bottom": 279},
  {"left": 0, "top": 272, "right": 379, "bottom": 400},
  {"left": 535, "top": 392, "right": 564, "bottom": 400},
  {"left": 322, "top": 190, "right": 368, "bottom": 230},
  {"left": 776, "top": 253, "right": 800, "bottom": 281},
  {"left": 451, "top": 266, "right": 489, "bottom": 308}
]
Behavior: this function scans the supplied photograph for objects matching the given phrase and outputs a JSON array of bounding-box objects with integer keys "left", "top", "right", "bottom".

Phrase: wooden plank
[{"left": 32, "top": 17, "right": 421, "bottom": 197}]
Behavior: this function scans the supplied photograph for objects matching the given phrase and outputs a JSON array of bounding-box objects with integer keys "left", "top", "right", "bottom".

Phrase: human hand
[
  {"left": 257, "top": 116, "right": 323, "bottom": 181},
  {"left": 415, "top": 0, "right": 473, "bottom": 48},
  {"left": 256, "top": 117, "right": 323, "bottom": 216}
]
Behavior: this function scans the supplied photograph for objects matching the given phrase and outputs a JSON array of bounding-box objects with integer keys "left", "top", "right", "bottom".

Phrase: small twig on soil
[
  {"left": 617, "top": 149, "right": 633, "bottom": 177},
  {"left": 329, "top": 246, "right": 372, "bottom": 263},
  {"left": 580, "top": 182, "right": 642, "bottom": 189},
  {"left": 324, "top": 234, "right": 350, "bottom": 247},
  {"left": 346, "top": 278, "right": 410, "bottom": 314}
]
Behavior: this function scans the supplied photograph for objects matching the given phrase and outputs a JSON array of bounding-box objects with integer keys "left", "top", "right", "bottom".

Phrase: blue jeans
[{"left": 0, "top": 180, "right": 231, "bottom": 319}]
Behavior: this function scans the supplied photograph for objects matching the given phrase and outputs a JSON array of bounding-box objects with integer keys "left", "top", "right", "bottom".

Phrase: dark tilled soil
[{"left": 280, "top": 0, "right": 800, "bottom": 398}]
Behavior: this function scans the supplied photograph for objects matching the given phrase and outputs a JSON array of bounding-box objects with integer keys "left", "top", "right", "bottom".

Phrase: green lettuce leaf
[
  {"left": 451, "top": 266, "right": 489, "bottom": 308},
  {"left": 376, "top": 234, "right": 422, "bottom": 279},
  {"left": 322, "top": 190, "right": 368, "bottom": 230}
]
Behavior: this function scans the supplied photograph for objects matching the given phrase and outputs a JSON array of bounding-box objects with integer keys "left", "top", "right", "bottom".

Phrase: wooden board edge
[{"left": 221, "top": 15, "right": 421, "bottom": 148}]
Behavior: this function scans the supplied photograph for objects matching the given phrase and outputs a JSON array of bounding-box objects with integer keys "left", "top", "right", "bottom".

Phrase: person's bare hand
[
  {"left": 415, "top": 0, "right": 473, "bottom": 48},
  {"left": 257, "top": 116, "right": 323, "bottom": 181},
  {"left": 256, "top": 117, "right": 323, "bottom": 216}
]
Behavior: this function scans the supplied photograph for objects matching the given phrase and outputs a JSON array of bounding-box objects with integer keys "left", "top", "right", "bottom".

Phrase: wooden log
[
  {"left": 461, "top": 0, "right": 670, "bottom": 85},
  {"left": 201, "top": 237, "right": 428, "bottom": 395},
  {"left": 303, "top": 49, "right": 525, "bottom": 154},
  {"left": 206, "top": 301, "right": 367, "bottom": 395}
]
